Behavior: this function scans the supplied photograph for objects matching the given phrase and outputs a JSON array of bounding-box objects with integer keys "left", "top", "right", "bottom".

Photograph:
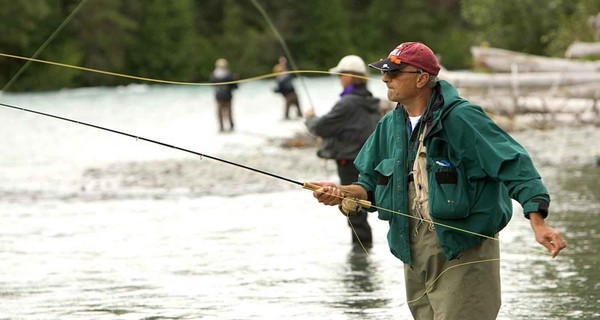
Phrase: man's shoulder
[{"left": 442, "top": 100, "right": 485, "bottom": 122}]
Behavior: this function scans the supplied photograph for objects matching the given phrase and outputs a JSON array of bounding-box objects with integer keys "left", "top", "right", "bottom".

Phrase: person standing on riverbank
[
  {"left": 210, "top": 58, "right": 238, "bottom": 132},
  {"left": 304, "top": 55, "right": 381, "bottom": 246},
  {"left": 273, "top": 56, "right": 303, "bottom": 120},
  {"left": 309, "top": 42, "right": 566, "bottom": 319}
]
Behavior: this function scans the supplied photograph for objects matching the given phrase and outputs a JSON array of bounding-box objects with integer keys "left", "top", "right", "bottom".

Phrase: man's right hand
[{"left": 308, "top": 182, "right": 344, "bottom": 206}]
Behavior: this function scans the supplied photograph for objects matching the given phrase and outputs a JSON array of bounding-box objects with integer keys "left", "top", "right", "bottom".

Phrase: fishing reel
[
  {"left": 302, "top": 182, "right": 371, "bottom": 217},
  {"left": 338, "top": 197, "right": 362, "bottom": 216}
]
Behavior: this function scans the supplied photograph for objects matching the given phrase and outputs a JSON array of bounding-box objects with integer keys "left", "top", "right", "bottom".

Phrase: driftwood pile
[{"left": 442, "top": 46, "right": 600, "bottom": 130}]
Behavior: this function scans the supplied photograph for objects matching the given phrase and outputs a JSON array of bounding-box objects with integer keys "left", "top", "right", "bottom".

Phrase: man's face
[{"left": 380, "top": 66, "right": 422, "bottom": 103}]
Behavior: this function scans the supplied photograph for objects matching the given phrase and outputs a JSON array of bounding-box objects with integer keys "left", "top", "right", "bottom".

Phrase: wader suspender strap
[{"left": 412, "top": 124, "right": 435, "bottom": 231}]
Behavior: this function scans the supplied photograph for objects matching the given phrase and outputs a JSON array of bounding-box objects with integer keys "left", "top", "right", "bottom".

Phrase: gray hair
[
  {"left": 426, "top": 74, "right": 438, "bottom": 88},
  {"left": 417, "top": 69, "right": 438, "bottom": 88}
]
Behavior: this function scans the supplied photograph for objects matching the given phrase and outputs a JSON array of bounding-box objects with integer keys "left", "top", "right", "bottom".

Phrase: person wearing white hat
[
  {"left": 328, "top": 55, "right": 368, "bottom": 75},
  {"left": 304, "top": 55, "right": 382, "bottom": 246}
]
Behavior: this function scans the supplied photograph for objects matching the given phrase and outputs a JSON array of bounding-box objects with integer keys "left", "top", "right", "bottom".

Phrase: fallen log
[
  {"left": 470, "top": 46, "right": 600, "bottom": 72},
  {"left": 565, "top": 42, "right": 600, "bottom": 59},
  {"left": 468, "top": 96, "right": 599, "bottom": 115},
  {"left": 472, "top": 95, "right": 600, "bottom": 130},
  {"left": 438, "top": 69, "right": 600, "bottom": 89}
]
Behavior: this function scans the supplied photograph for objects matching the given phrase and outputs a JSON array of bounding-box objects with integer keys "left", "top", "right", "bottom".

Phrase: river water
[{"left": 0, "top": 79, "right": 598, "bottom": 319}]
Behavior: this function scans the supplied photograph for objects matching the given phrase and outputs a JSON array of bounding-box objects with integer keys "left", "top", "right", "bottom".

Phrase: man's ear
[{"left": 415, "top": 73, "right": 429, "bottom": 89}]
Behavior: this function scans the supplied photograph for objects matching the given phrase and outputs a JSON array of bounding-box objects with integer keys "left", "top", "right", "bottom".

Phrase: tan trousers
[{"left": 404, "top": 183, "right": 501, "bottom": 320}]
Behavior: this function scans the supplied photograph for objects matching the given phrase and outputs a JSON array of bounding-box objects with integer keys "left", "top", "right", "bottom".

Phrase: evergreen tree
[
  {"left": 0, "top": 0, "right": 73, "bottom": 91},
  {"left": 128, "top": 0, "right": 196, "bottom": 82},
  {"left": 293, "top": 0, "right": 352, "bottom": 71},
  {"left": 73, "top": 0, "right": 137, "bottom": 86},
  {"left": 462, "top": 0, "right": 562, "bottom": 54},
  {"left": 1, "top": 0, "right": 599, "bottom": 91}
]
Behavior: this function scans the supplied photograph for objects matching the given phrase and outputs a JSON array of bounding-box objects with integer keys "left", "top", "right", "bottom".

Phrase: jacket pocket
[
  {"left": 374, "top": 158, "right": 395, "bottom": 220},
  {"left": 428, "top": 158, "right": 470, "bottom": 219}
]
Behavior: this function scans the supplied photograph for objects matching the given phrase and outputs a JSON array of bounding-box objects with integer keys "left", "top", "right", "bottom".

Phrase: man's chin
[{"left": 387, "top": 92, "right": 396, "bottom": 101}]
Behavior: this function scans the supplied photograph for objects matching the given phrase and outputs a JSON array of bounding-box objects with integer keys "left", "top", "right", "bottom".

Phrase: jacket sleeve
[
  {"left": 304, "top": 99, "right": 349, "bottom": 138},
  {"left": 354, "top": 118, "right": 387, "bottom": 196},
  {"left": 444, "top": 104, "right": 550, "bottom": 218}
]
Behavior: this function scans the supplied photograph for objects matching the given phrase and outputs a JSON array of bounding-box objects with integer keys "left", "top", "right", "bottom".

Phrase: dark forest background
[{"left": 1, "top": 0, "right": 599, "bottom": 92}]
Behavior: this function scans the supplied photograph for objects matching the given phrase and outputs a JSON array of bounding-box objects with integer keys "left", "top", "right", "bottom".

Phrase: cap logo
[
  {"left": 387, "top": 47, "right": 403, "bottom": 65},
  {"left": 382, "top": 63, "right": 389, "bottom": 69}
]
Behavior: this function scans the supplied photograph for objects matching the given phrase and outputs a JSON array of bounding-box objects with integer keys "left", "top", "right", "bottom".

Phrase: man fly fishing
[{"left": 309, "top": 42, "right": 567, "bottom": 320}]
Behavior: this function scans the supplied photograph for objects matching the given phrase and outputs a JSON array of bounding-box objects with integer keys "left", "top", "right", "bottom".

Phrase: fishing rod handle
[{"left": 302, "top": 182, "right": 372, "bottom": 209}]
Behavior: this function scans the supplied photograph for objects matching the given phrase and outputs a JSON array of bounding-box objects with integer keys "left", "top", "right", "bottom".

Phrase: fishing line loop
[{"left": 0, "top": 53, "right": 371, "bottom": 89}]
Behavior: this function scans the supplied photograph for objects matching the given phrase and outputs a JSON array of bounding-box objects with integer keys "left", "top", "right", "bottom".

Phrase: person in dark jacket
[
  {"left": 305, "top": 55, "right": 381, "bottom": 246},
  {"left": 309, "top": 42, "right": 567, "bottom": 319},
  {"left": 210, "top": 58, "right": 238, "bottom": 132},
  {"left": 273, "top": 56, "right": 302, "bottom": 120}
]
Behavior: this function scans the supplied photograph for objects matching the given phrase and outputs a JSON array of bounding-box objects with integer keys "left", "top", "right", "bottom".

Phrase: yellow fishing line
[
  {"left": 0, "top": 51, "right": 507, "bottom": 125},
  {"left": 314, "top": 188, "right": 547, "bottom": 305},
  {"left": 0, "top": 2, "right": 541, "bottom": 311},
  {"left": 0, "top": 50, "right": 546, "bottom": 310},
  {"left": 347, "top": 216, "right": 371, "bottom": 254},
  {"left": 0, "top": 51, "right": 543, "bottom": 254},
  {"left": 312, "top": 188, "right": 548, "bottom": 255},
  {"left": 0, "top": 52, "right": 370, "bottom": 88},
  {"left": 404, "top": 258, "right": 501, "bottom": 305}
]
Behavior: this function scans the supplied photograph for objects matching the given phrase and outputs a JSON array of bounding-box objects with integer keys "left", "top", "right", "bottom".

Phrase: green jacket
[{"left": 354, "top": 80, "right": 549, "bottom": 264}]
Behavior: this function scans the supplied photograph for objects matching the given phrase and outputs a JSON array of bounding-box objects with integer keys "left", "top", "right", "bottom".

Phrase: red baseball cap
[{"left": 368, "top": 42, "right": 440, "bottom": 76}]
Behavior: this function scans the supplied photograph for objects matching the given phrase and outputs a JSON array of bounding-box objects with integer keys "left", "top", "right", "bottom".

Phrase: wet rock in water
[
  {"left": 277, "top": 131, "right": 317, "bottom": 149},
  {"left": 79, "top": 145, "right": 329, "bottom": 199}
]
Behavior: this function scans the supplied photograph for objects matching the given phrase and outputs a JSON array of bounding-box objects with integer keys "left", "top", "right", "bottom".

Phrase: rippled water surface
[{"left": 0, "top": 80, "right": 599, "bottom": 319}]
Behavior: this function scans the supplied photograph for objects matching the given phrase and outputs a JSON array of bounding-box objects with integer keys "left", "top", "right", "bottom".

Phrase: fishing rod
[{"left": 0, "top": 101, "right": 372, "bottom": 208}]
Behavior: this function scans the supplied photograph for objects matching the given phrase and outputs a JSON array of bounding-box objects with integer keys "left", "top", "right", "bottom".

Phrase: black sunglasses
[{"left": 381, "top": 69, "right": 421, "bottom": 78}]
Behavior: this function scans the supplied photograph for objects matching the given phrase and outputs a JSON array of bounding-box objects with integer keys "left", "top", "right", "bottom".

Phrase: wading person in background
[
  {"left": 273, "top": 56, "right": 303, "bottom": 120},
  {"left": 309, "top": 42, "right": 566, "bottom": 319},
  {"left": 210, "top": 58, "right": 238, "bottom": 132},
  {"left": 305, "top": 55, "right": 381, "bottom": 247}
]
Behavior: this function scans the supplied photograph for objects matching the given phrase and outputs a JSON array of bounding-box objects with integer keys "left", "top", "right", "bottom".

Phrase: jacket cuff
[
  {"left": 352, "top": 182, "right": 377, "bottom": 213},
  {"left": 523, "top": 199, "right": 549, "bottom": 219}
]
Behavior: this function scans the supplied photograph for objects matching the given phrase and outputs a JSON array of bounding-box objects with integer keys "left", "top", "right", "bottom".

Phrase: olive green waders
[{"left": 403, "top": 127, "right": 501, "bottom": 319}]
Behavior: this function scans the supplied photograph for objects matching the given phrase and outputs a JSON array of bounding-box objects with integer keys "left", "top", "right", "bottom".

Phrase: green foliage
[
  {"left": 295, "top": 0, "right": 353, "bottom": 70},
  {"left": 220, "top": 0, "right": 261, "bottom": 78},
  {"left": 72, "top": 0, "right": 137, "bottom": 86},
  {"left": 17, "top": 42, "right": 82, "bottom": 91},
  {"left": 544, "top": 0, "right": 600, "bottom": 57},
  {"left": 128, "top": 0, "right": 196, "bottom": 82},
  {"left": 0, "top": 0, "right": 52, "bottom": 49},
  {"left": 0, "top": 0, "right": 598, "bottom": 91},
  {"left": 461, "top": 0, "right": 600, "bottom": 56},
  {"left": 0, "top": 0, "right": 53, "bottom": 90},
  {"left": 462, "top": 0, "right": 556, "bottom": 54}
]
